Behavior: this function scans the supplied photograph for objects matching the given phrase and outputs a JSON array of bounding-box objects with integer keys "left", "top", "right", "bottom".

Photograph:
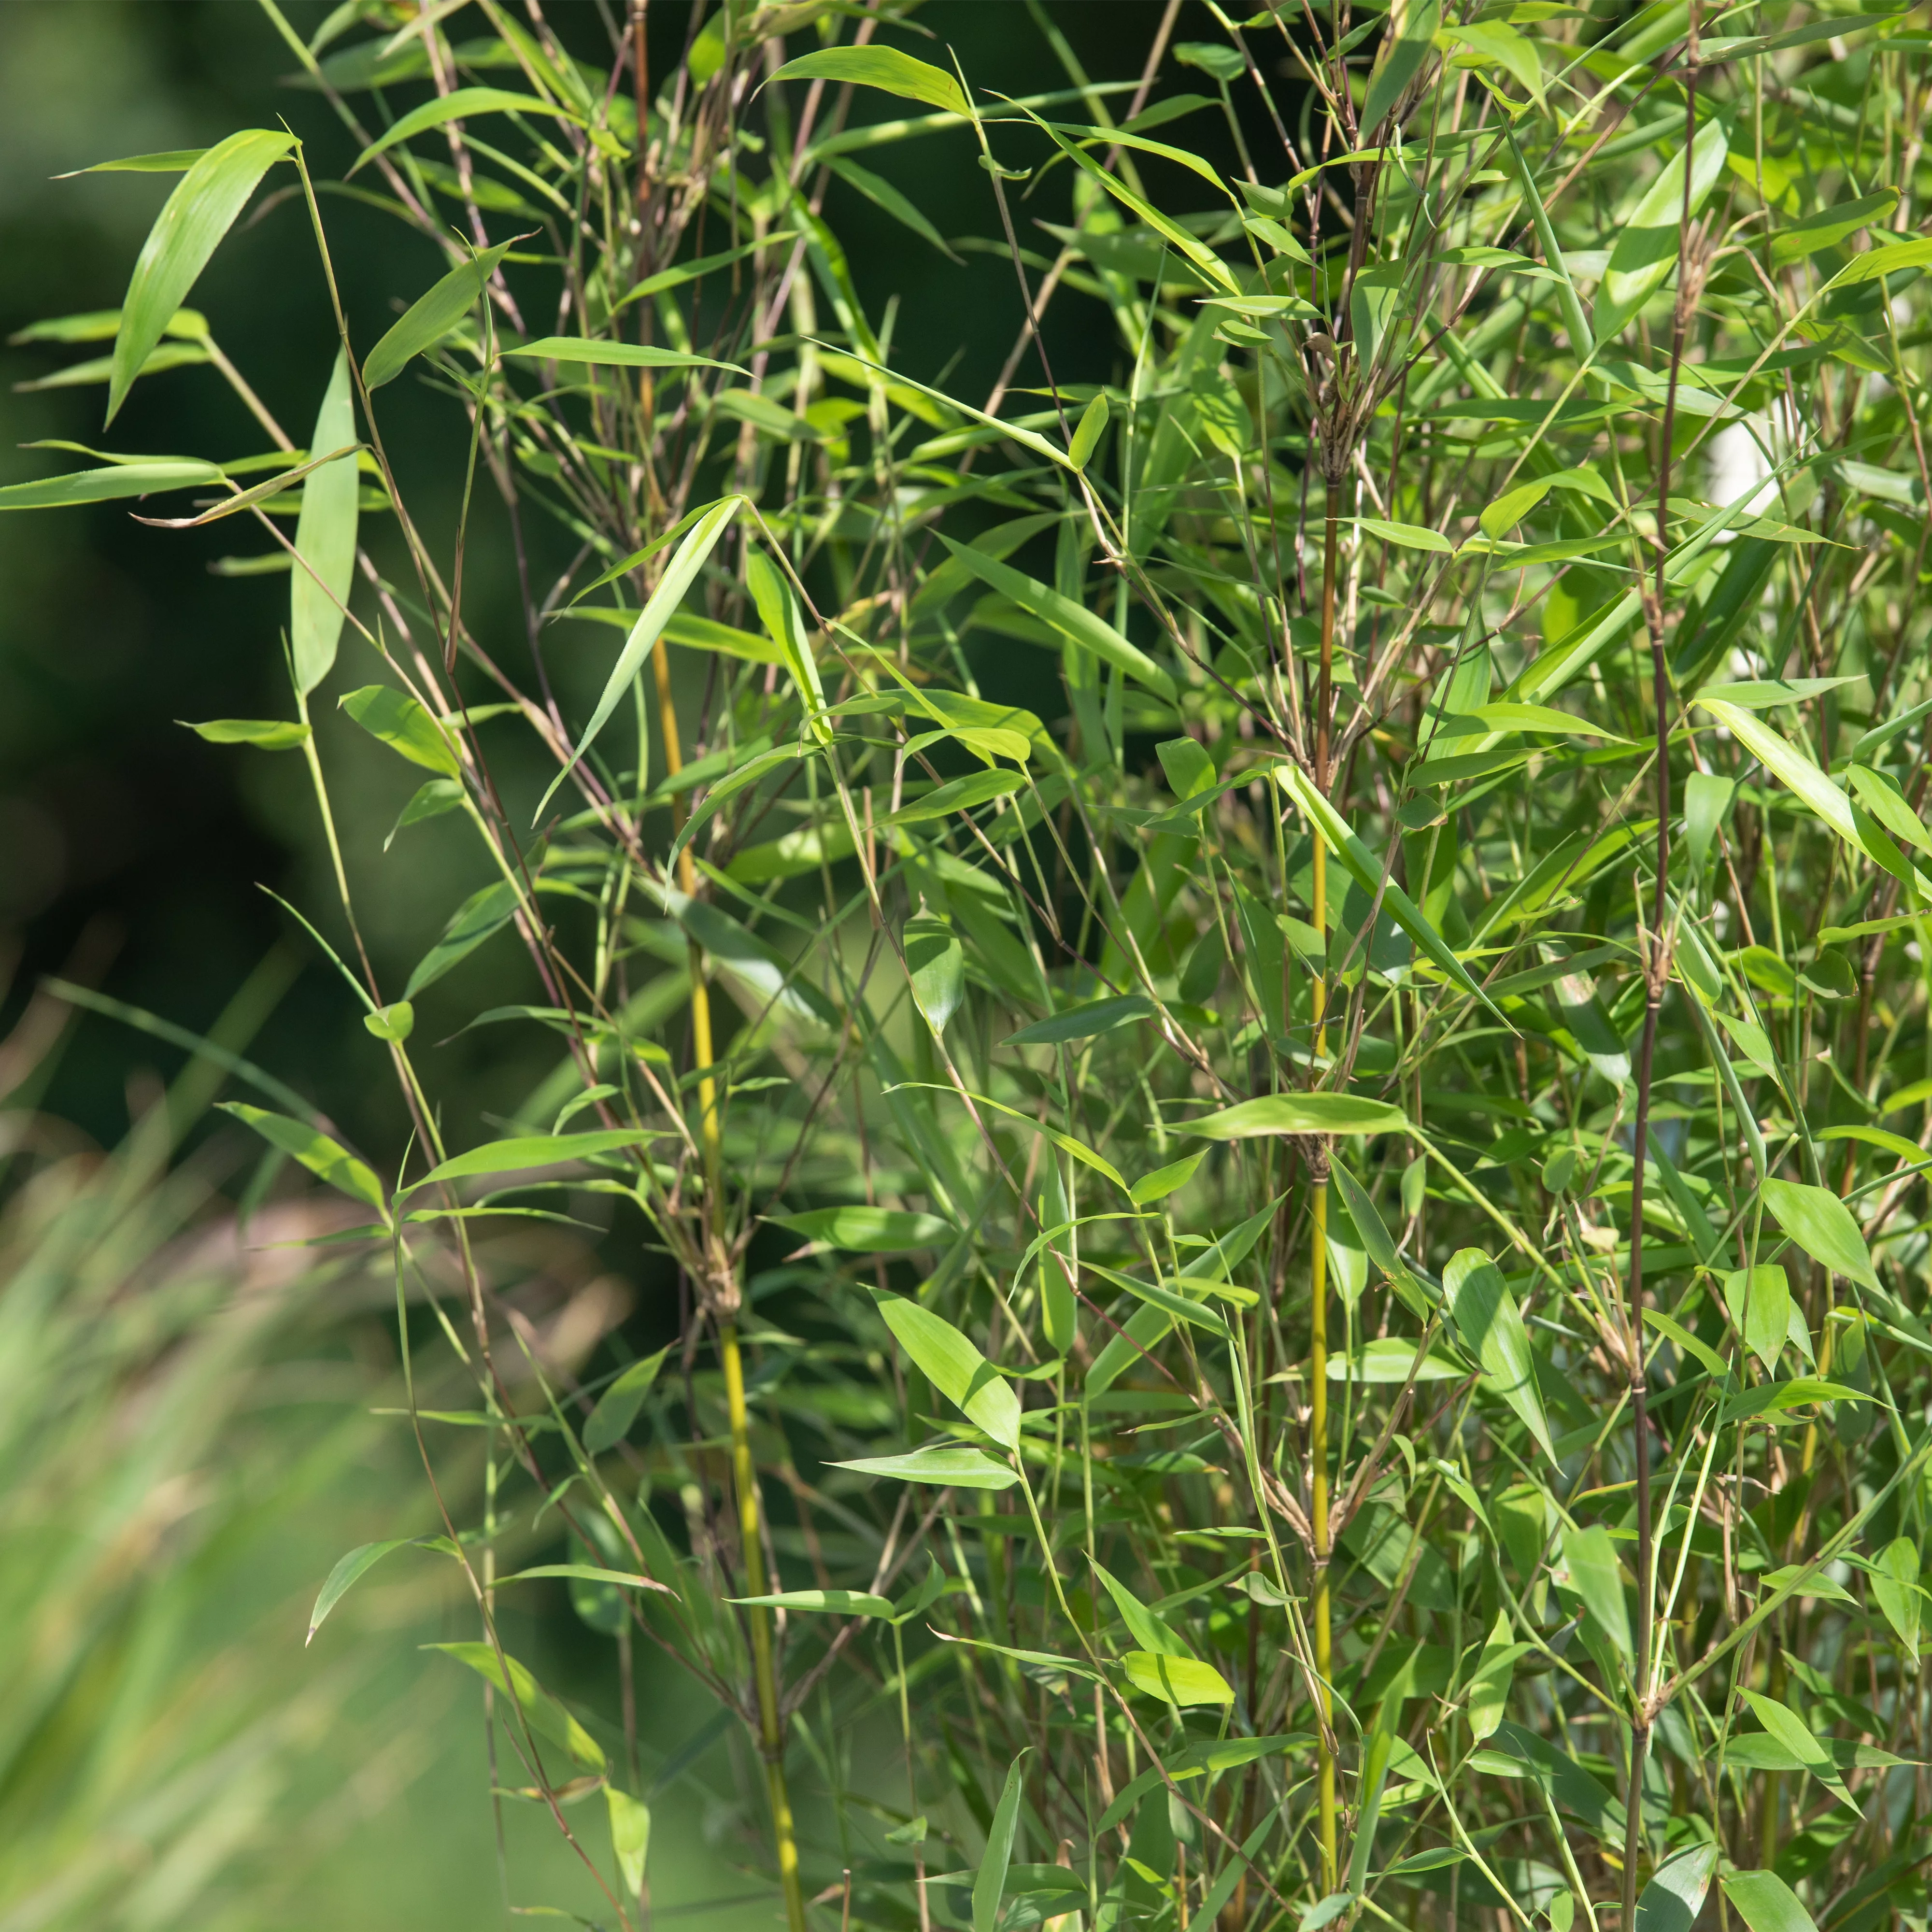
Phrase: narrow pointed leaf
[{"left": 107, "top": 129, "right": 295, "bottom": 424}]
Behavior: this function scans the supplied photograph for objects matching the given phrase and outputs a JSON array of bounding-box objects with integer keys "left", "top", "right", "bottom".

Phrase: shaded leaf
[
  {"left": 363, "top": 237, "right": 522, "bottom": 390},
  {"left": 1446, "top": 1250, "right": 1556, "bottom": 1462},
  {"left": 583, "top": 1346, "right": 670, "bottom": 1455}
]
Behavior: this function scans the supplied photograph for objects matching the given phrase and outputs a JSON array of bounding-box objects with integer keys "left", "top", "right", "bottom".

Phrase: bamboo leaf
[
  {"left": 1446, "top": 1250, "right": 1555, "bottom": 1462},
  {"left": 872, "top": 1292, "right": 1022, "bottom": 1450},
  {"left": 217, "top": 1102, "right": 387, "bottom": 1216},
  {"left": 1276, "top": 766, "right": 1505, "bottom": 1018},
  {"left": 426, "top": 1642, "right": 605, "bottom": 1770},
  {"left": 340, "top": 684, "right": 459, "bottom": 776},
  {"left": 769, "top": 1207, "right": 955, "bottom": 1251},
  {"left": 605, "top": 1788, "right": 650, "bottom": 1898},
  {"left": 1761, "top": 1178, "right": 1880, "bottom": 1292},
  {"left": 936, "top": 535, "right": 1176, "bottom": 700},
  {"left": 537, "top": 496, "right": 743, "bottom": 818},
  {"left": 1868, "top": 1537, "right": 1922, "bottom": 1663},
  {"left": 185, "top": 718, "right": 311, "bottom": 750},
  {"left": 107, "top": 128, "right": 295, "bottom": 424},
  {"left": 1188, "top": 1094, "right": 1407, "bottom": 1137},
  {"left": 1560, "top": 1523, "right": 1632, "bottom": 1661},
  {"left": 582, "top": 1346, "right": 670, "bottom": 1455},
  {"left": 973, "top": 1749, "right": 1031, "bottom": 1932},
  {"left": 1121, "top": 1651, "right": 1235, "bottom": 1705},
  {"left": 0, "top": 460, "right": 224, "bottom": 510},
  {"left": 308, "top": 1535, "right": 454, "bottom": 1644},
  {"left": 363, "top": 237, "right": 523, "bottom": 390},
  {"left": 769, "top": 46, "right": 969, "bottom": 118},
  {"left": 506, "top": 336, "right": 745, "bottom": 374},
  {"left": 1634, "top": 1847, "right": 1718, "bottom": 1932},
  {"left": 728, "top": 1589, "right": 898, "bottom": 1617},
  {"left": 351, "top": 88, "right": 584, "bottom": 172},
  {"left": 829, "top": 1446, "right": 1020, "bottom": 1491},
  {"left": 412, "top": 1129, "right": 655, "bottom": 1191},
  {"left": 1722, "top": 1870, "right": 1819, "bottom": 1932},
  {"left": 1594, "top": 124, "right": 1729, "bottom": 341},
  {"left": 291, "top": 349, "right": 359, "bottom": 694}
]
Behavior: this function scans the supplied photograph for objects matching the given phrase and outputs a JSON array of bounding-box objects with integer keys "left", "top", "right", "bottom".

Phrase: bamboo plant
[{"left": 9, "top": 0, "right": 1932, "bottom": 1927}]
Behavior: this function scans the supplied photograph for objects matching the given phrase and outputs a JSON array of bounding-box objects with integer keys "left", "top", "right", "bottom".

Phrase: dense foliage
[{"left": 9, "top": 0, "right": 1932, "bottom": 1927}]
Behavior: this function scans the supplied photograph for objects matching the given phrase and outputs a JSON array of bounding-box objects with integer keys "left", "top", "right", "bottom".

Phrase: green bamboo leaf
[
  {"left": 505, "top": 336, "right": 745, "bottom": 375},
  {"left": 1634, "top": 1846, "right": 1718, "bottom": 1932},
  {"left": 769, "top": 1207, "right": 955, "bottom": 1251},
  {"left": 0, "top": 460, "right": 225, "bottom": 510},
  {"left": 1466, "top": 1611, "right": 1523, "bottom": 1741},
  {"left": 412, "top": 1129, "right": 654, "bottom": 1191},
  {"left": 1094, "top": 1562, "right": 1192, "bottom": 1658},
  {"left": 1131, "top": 1151, "right": 1203, "bottom": 1206},
  {"left": 667, "top": 742, "right": 811, "bottom": 870},
  {"left": 829, "top": 1445, "right": 1020, "bottom": 1490},
  {"left": 605, "top": 1788, "right": 650, "bottom": 1898},
  {"left": 363, "top": 1001, "right": 413, "bottom": 1043},
  {"left": 426, "top": 1642, "right": 605, "bottom": 1770},
  {"left": 351, "top": 88, "right": 584, "bottom": 172},
  {"left": 404, "top": 879, "right": 519, "bottom": 998},
  {"left": 879, "top": 769, "right": 1025, "bottom": 828},
  {"left": 768, "top": 46, "right": 970, "bottom": 118},
  {"left": 1445, "top": 1249, "right": 1555, "bottom": 1462},
  {"left": 1188, "top": 1094, "right": 1408, "bottom": 1137},
  {"left": 1823, "top": 235, "right": 1932, "bottom": 291},
  {"left": 1721, "top": 1265, "right": 1790, "bottom": 1373},
  {"left": 1036, "top": 126, "right": 1241, "bottom": 295},
  {"left": 1770, "top": 188, "right": 1898, "bottom": 264},
  {"left": 184, "top": 718, "right": 311, "bottom": 750},
  {"left": 1846, "top": 765, "right": 1932, "bottom": 857},
  {"left": 1362, "top": 0, "right": 1441, "bottom": 132},
  {"left": 1359, "top": 516, "right": 1450, "bottom": 553},
  {"left": 217, "top": 1102, "right": 387, "bottom": 1215},
  {"left": 973, "top": 1749, "right": 1031, "bottom": 1932},
  {"left": 340, "top": 685, "right": 458, "bottom": 776},
  {"left": 904, "top": 912, "right": 965, "bottom": 1036},
  {"left": 1007, "top": 994, "right": 1153, "bottom": 1046},
  {"left": 1761, "top": 1178, "right": 1880, "bottom": 1292},
  {"left": 1721, "top": 1377, "right": 1871, "bottom": 1422},
  {"left": 1700, "top": 677, "right": 1859, "bottom": 708},
  {"left": 1695, "top": 697, "right": 1909, "bottom": 883},
  {"left": 1868, "top": 1537, "right": 1922, "bottom": 1663},
  {"left": 363, "top": 236, "right": 523, "bottom": 390},
  {"left": 1069, "top": 392, "right": 1108, "bottom": 469},
  {"left": 1440, "top": 19, "right": 1543, "bottom": 100},
  {"left": 727, "top": 1589, "right": 898, "bottom": 1617},
  {"left": 1472, "top": 702, "right": 1632, "bottom": 743},
  {"left": 582, "top": 1346, "right": 670, "bottom": 1455},
  {"left": 824, "top": 154, "right": 961, "bottom": 261},
  {"left": 1275, "top": 765, "right": 1504, "bottom": 1018},
  {"left": 872, "top": 1292, "right": 1022, "bottom": 1450},
  {"left": 1722, "top": 1870, "right": 1819, "bottom": 1932},
  {"left": 936, "top": 535, "right": 1176, "bottom": 700},
  {"left": 889, "top": 1083, "right": 1128, "bottom": 1193},
  {"left": 307, "top": 1534, "right": 454, "bottom": 1644},
  {"left": 1121, "top": 1652, "right": 1235, "bottom": 1706},
  {"left": 291, "top": 350, "right": 358, "bottom": 695},
  {"left": 106, "top": 128, "right": 295, "bottom": 425},
  {"left": 538, "top": 496, "right": 743, "bottom": 818},
  {"left": 1594, "top": 124, "right": 1729, "bottom": 341},
  {"left": 1560, "top": 1523, "right": 1632, "bottom": 1660}
]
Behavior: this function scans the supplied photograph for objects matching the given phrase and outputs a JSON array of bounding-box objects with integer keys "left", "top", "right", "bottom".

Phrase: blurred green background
[{"left": 0, "top": 3, "right": 1241, "bottom": 1923}]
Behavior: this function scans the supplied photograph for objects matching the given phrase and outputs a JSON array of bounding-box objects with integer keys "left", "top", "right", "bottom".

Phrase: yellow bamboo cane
[{"left": 652, "top": 646, "right": 808, "bottom": 1932}]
